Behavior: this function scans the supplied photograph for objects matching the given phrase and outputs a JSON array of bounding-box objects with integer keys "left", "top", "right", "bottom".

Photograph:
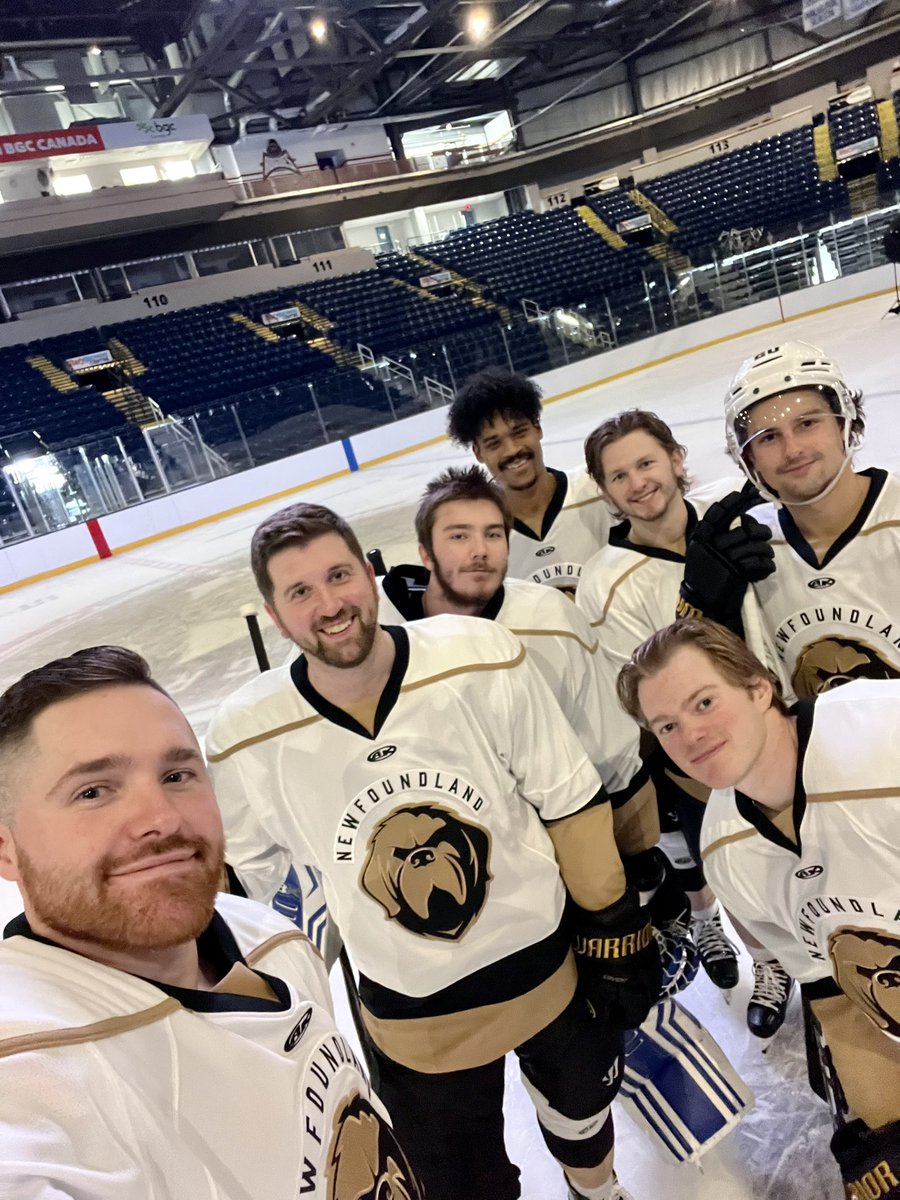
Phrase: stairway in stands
[
  {"left": 26, "top": 354, "right": 80, "bottom": 393},
  {"left": 878, "top": 99, "right": 900, "bottom": 160},
  {"left": 229, "top": 312, "right": 280, "bottom": 342},
  {"left": 645, "top": 243, "right": 692, "bottom": 273},
  {"left": 628, "top": 189, "right": 679, "bottom": 235},
  {"left": 813, "top": 123, "right": 839, "bottom": 181},
  {"left": 406, "top": 250, "right": 513, "bottom": 323},
  {"left": 575, "top": 205, "right": 626, "bottom": 248}
]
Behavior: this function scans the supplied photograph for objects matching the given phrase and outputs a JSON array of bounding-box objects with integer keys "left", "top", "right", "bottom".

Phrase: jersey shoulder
[
  {"left": 205, "top": 665, "right": 310, "bottom": 761},
  {"left": 687, "top": 476, "right": 745, "bottom": 515},
  {"left": 870, "top": 469, "right": 900, "bottom": 521},
  {"left": 803, "top": 683, "right": 900, "bottom": 795},
  {"left": 403, "top": 614, "right": 524, "bottom": 683},
  {"left": 500, "top": 578, "right": 595, "bottom": 644},
  {"left": 564, "top": 470, "right": 607, "bottom": 511},
  {"left": 699, "top": 787, "right": 757, "bottom": 860}
]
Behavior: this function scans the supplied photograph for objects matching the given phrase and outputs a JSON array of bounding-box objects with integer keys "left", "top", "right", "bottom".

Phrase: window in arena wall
[
  {"left": 121, "top": 165, "right": 159, "bottom": 187},
  {"left": 161, "top": 159, "right": 196, "bottom": 181},
  {"left": 53, "top": 174, "right": 92, "bottom": 196}
]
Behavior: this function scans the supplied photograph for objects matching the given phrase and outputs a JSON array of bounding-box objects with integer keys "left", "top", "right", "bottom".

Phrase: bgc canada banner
[
  {"left": 0, "top": 115, "right": 212, "bottom": 164},
  {"left": 0, "top": 127, "right": 104, "bottom": 162}
]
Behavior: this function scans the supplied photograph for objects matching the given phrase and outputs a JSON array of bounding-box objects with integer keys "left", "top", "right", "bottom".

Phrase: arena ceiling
[{"left": 0, "top": 0, "right": 893, "bottom": 138}]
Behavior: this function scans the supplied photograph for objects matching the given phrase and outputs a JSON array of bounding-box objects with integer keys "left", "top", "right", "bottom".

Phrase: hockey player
[
  {"left": 0, "top": 646, "right": 419, "bottom": 1200},
  {"left": 379, "top": 464, "right": 659, "bottom": 866},
  {"left": 577, "top": 410, "right": 795, "bottom": 1037},
  {"left": 617, "top": 619, "right": 900, "bottom": 1199},
  {"left": 447, "top": 366, "right": 610, "bottom": 592},
  {"left": 679, "top": 340, "right": 900, "bottom": 699},
  {"left": 207, "top": 501, "right": 663, "bottom": 1200}
]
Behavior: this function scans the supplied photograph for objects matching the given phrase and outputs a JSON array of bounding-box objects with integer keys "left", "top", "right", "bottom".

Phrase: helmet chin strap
[{"left": 779, "top": 453, "right": 853, "bottom": 508}]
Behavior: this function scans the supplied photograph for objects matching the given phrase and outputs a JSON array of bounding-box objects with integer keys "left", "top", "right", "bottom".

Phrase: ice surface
[{"left": 3, "top": 293, "right": 897, "bottom": 1196}]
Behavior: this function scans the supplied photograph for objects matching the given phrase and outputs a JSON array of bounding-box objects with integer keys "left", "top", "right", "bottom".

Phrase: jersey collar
[
  {"left": 776, "top": 467, "right": 886, "bottom": 568},
  {"left": 609, "top": 500, "right": 698, "bottom": 563},
  {"left": 3, "top": 909, "right": 291, "bottom": 1013},
  {"left": 733, "top": 697, "right": 816, "bottom": 855},
  {"left": 510, "top": 466, "right": 568, "bottom": 542},
  {"left": 291, "top": 624, "right": 411, "bottom": 740}
]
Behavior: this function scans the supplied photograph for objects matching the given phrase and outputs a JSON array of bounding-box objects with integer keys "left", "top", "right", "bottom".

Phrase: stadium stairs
[
  {"left": 878, "top": 99, "right": 900, "bottom": 161},
  {"left": 575, "top": 205, "right": 627, "bottom": 249},
  {"left": 628, "top": 189, "right": 679, "bottom": 235},
  {"left": 405, "top": 250, "right": 514, "bottom": 323},
  {"left": 813, "top": 123, "right": 839, "bottom": 181}
]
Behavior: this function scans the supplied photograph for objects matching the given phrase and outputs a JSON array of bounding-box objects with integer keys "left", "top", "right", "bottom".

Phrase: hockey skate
[
  {"left": 691, "top": 911, "right": 739, "bottom": 995},
  {"left": 568, "top": 1177, "right": 634, "bottom": 1200},
  {"left": 747, "top": 958, "right": 794, "bottom": 1051}
]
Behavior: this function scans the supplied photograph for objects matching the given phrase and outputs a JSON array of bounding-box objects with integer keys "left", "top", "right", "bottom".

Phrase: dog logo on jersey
[
  {"left": 360, "top": 804, "right": 491, "bottom": 940},
  {"left": 807, "top": 577, "right": 835, "bottom": 590},
  {"left": 284, "top": 1007, "right": 313, "bottom": 1052},
  {"left": 792, "top": 637, "right": 900, "bottom": 697},
  {"left": 795, "top": 865, "right": 824, "bottom": 880},
  {"left": 367, "top": 745, "right": 397, "bottom": 763},
  {"left": 327, "top": 1092, "right": 423, "bottom": 1200},
  {"left": 829, "top": 927, "right": 900, "bottom": 1040}
]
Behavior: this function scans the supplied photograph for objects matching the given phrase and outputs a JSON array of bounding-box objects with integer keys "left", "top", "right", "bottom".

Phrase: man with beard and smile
[
  {"left": 447, "top": 366, "right": 610, "bottom": 594},
  {"left": 0, "top": 646, "right": 417, "bottom": 1200},
  {"left": 575, "top": 411, "right": 794, "bottom": 1038},
  {"left": 679, "top": 341, "right": 900, "bottom": 701},
  {"left": 618, "top": 619, "right": 900, "bottom": 1200},
  {"left": 378, "top": 464, "right": 663, "bottom": 897},
  {"left": 207, "top": 500, "right": 665, "bottom": 1200}
]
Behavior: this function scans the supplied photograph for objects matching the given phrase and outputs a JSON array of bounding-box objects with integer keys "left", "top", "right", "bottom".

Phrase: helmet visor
[{"left": 733, "top": 388, "right": 841, "bottom": 460}]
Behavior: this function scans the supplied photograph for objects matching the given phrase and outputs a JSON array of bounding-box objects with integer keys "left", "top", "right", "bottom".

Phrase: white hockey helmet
[{"left": 724, "top": 340, "right": 862, "bottom": 503}]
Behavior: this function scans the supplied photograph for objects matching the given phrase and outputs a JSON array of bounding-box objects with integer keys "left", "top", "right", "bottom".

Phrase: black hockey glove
[
  {"left": 571, "top": 887, "right": 662, "bottom": 1030},
  {"left": 678, "top": 483, "right": 774, "bottom": 631},
  {"left": 624, "top": 847, "right": 699, "bottom": 997},
  {"left": 831, "top": 1119, "right": 900, "bottom": 1200}
]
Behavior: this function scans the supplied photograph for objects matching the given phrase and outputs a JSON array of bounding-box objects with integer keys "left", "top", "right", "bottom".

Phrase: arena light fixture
[
  {"left": 88, "top": 44, "right": 102, "bottom": 56},
  {"left": 309, "top": 16, "right": 328, "bottom": 42},
  {"left": 466, "top": 6, "right": 492, "bottom": 42}
]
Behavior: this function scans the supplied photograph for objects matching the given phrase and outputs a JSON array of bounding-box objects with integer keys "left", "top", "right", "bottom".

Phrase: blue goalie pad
[{"left": 618, "top": 998, "right": 754, "bottom": 1165}]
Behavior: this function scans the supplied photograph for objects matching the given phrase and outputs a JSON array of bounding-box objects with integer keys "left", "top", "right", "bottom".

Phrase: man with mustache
[
  {"left": 617, "top": 619, "right": 900, "bottom": 1200},
  {"left": 447, "top": 366, "right": 610, "bottom": 593},
  {"left": 207, "top": 501, "right": 663, "bottom": 1200},
  {"left": 679, "top": 341, "right": 900, "bottom": 700},
  {"left": 0, "top": 646, "right": 417, "bottom": 1200}
]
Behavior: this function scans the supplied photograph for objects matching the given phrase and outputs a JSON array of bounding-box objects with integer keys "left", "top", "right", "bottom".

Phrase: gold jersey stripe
[
  {"left": 206, "top": 710, "right": 323, "bottom": 762},
  {"left": 508, "top": 626, "right": 598, "bottom": 655},
  {"left": 0, "top": 997, "right": 180, "bottom": 1060},
  {"left": 700, "top": 827, "right": 758, "bottom": 862},
  {"left": 589, "top": 557, "right": 653, "bottom": 627}
]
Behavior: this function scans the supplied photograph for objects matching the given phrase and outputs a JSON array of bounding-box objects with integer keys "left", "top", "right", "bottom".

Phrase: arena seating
[
  {"left": 0, "top": 342, "right": 129, "bottom": 454},
  {"left": 828, "top": 100, "right": 880, "bottom": 150},
  {"left": 640, "top": 126, "right": 850, "bottom": 259},
  {"left": 415, "top": 209, "right": 652, "bottom": 308},
  {"left": 584, "top": 191, "right": 647, "bottom": 229}
]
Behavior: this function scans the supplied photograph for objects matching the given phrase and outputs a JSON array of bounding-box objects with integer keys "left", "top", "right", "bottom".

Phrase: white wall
[
  {"left": 215, "top": 122, "right": 392, "bottom": 180},
  {"left": 3, "top": 260, "right": 894, "bottom": 592}
]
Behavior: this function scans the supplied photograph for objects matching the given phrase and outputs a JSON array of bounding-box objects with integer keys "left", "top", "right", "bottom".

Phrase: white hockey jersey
[
  {"left": 507, "top": 468, "right": 611, "bottom": 592},
  {"left": 701, "top": 681, "right": 900, "bottom": 1044},
  {"left": 749, "top": 468, "right": 900, "bottom": 701},
  {"left": 575, "top": 479, "right": 741, "bottom": 669},
  {"left": 0, "top": 893, "right": 419, "bottom": 1200},
  {"left": 377, "top": 567, "right": 643, "bottom": 797},
  {"left": 207, "top": 618, "right": 610, "bottom": 1072}
]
